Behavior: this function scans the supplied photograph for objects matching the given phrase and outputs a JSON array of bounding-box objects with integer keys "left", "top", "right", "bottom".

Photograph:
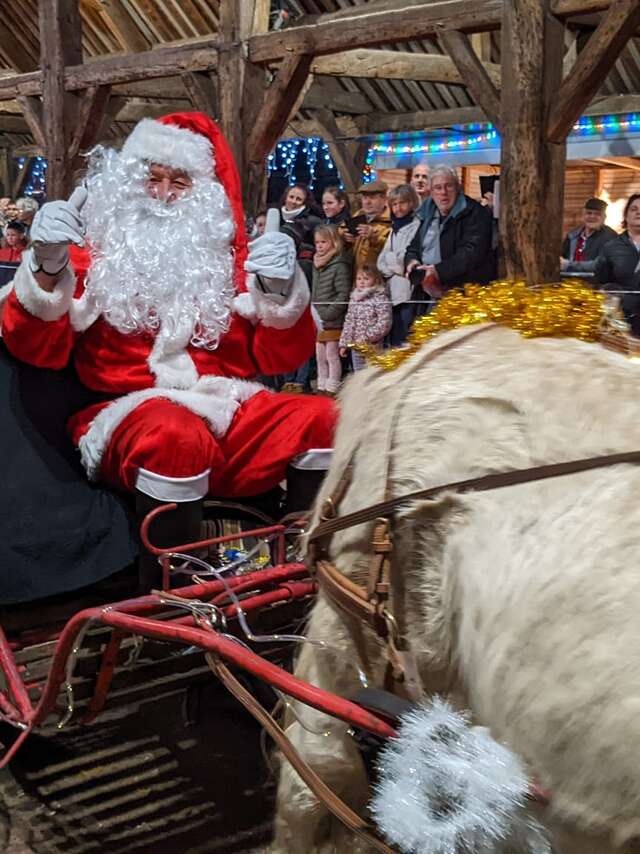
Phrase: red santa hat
[{"left": 120, "top": 112, "right": 248, "bottom": 292}]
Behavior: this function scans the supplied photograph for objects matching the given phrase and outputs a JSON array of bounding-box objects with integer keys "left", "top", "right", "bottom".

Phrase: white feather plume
[{"left": 370, "top": 698, "right": 550, "bottom": 854}]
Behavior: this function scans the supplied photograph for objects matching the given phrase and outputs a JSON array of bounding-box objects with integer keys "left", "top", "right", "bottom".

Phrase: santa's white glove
[
  {"left": 244, "top": 208, "right": 296, "bottom": 305},
  {"left": 30, "top": 186, "right": 87, "bottom": 276}
]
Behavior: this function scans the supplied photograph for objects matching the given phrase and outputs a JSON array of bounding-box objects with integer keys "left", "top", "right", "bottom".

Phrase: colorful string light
[{"left": 363, "top": 112, "right": 640, "bottom": 176}]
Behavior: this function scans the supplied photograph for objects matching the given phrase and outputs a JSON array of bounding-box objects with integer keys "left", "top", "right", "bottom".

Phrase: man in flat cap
[
  {"left": 561, "top": 197, "right": 618, "bottom": 274},
  {"left": 344, "top": 179, "right": 392, "bottom": 271}
]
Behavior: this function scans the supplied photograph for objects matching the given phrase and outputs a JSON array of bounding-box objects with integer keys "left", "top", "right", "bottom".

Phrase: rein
[{"left": 309, "top": 451, "right": 640, "bottom": 648}]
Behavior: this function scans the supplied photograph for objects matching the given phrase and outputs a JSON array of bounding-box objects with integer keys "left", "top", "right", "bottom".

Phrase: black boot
[{"left": 135, "top": 491, "right": 203, "bottom": 593}]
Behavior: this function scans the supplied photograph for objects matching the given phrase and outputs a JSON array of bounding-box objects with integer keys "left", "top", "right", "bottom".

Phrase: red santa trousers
[{"left": 90, "top": 390, "right": 337, "bottom": 499}]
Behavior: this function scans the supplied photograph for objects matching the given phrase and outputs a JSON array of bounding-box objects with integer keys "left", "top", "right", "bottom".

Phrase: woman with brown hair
[{"left": 311, "top": 225, "right": 352, "bottom": 396}]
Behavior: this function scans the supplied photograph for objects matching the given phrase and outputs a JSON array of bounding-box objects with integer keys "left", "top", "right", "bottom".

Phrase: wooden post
[
  {"left": 0, "top": 147, "right": 11, "bottom": 198},
  {"left": 499, "top": 0, "right": 566, "bottom": 283},
  {"left": 39, "top": 0, "right": 83, "bottom": 199},
  {"left": 217, "top": 0, "right": 269, "bottom": 214}
]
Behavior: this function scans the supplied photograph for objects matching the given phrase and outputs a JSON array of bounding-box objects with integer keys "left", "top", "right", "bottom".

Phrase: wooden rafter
[
  {"left": 98, "top": 0, "right": 149, "bottom": 52},
  {"left": 15, "top": 96, "right": 46, "bottom": 150},
  {"left": 439, "top": 30, "right": 502, "bottom": 128},
  {"left": 67, "top": 84, "right": 112, "bottom": 159},
  {"left": 307, "top": 108, "right": 362, "bottom": 194},
  {"left": 548, "top": 0, "right": 640, "bottom": 142},
  {"left": 310, "top": 48, "right": 501, "bottom": 86},
  {"left": 0, "top": 16, "right": 37, "bottom": 73},
  {"left": 247, "top": 53, "right": 314, "bottom": 165},
  {"left": 181, "top": 71, "right": 217, "bottom": 115},
  {"left": 0, "top": 39, "right": 220, "bottom": 102},
  {"left": 248, "top": 0, "right": 503, "bottom": 64}
]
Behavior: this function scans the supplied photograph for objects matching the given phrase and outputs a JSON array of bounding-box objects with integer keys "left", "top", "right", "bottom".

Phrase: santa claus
[{"left": 1, "top": 112, "right": 335, "bottom": 569}]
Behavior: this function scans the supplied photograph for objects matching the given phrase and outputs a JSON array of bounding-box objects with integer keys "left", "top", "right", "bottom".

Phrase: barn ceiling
[{"left": 0, "top": 0, "right": 638, "bottom": 150}]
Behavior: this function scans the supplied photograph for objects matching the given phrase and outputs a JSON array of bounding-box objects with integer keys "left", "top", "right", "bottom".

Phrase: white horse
[{"left": 272, "top": 324, "right": 640, "bottom": 854}]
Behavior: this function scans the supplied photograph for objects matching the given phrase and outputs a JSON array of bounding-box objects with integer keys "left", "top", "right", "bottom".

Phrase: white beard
[{"left": 81, "top": 145, "right": 236, "bottom": 351}]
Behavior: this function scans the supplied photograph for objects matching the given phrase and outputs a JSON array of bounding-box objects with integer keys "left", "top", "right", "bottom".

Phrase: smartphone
[{"left": 347, "top": 214, "right": 367, "bottom": 235}]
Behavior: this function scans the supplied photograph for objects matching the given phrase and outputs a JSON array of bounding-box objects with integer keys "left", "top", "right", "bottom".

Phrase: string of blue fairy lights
[{"left": 267, "top": 136, "right": 341, "bottom": 189}]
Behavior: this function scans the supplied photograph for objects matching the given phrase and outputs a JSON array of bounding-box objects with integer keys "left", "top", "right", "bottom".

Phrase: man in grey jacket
[{"left": 560, "top": 198, "right": 617, "bottom": 274}]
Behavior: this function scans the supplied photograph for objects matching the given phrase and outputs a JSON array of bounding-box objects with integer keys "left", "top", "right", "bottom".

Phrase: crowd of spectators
[
  {"left": 0, "top": 196, "right": 35, "bottom": 284},
  {"left": 253, "top": 163, "right": 640, "bottom": 394},
  {"left": 255, "top": 163, "right": 499, "bottom": 394}
]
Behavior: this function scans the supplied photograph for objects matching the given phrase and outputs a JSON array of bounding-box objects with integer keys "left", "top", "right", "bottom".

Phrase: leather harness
[{"left": 309, "top": 450, "right": 640, "bottom": 652}]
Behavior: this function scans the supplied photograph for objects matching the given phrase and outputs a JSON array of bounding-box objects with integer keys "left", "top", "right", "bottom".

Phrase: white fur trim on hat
[{"left": 121, "top": 118, "right": 214, "bottom": 180}]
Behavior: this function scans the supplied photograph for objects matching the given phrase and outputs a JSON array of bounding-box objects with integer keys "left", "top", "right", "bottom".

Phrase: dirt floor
[{"left": 1, "top": 679, "right": 276, "bottom": 853}]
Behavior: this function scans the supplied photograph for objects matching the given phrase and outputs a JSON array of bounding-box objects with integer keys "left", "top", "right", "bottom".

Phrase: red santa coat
[{"left": 2, "top": 245, "right": 334, "bottom": 499}]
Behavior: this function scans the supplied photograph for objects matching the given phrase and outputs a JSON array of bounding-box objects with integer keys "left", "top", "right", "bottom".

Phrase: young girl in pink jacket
[{"left": 339, "top": 264, "right": 392, "bottom": 371}]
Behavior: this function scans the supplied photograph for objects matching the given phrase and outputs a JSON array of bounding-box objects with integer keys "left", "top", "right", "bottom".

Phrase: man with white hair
[
  {"left": 405, "top": 164, "right": 494, "bottom": 311},
  {"left": 2, "top": 112, "right": 335, "bottom": 572},
  {"left": 15, "top": 196, "right": 39, "bottom": 233}
]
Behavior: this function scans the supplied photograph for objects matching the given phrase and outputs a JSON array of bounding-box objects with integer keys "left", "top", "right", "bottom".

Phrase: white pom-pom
[{"left": 370, "top": 698, "right": 535, "bottom": 854}]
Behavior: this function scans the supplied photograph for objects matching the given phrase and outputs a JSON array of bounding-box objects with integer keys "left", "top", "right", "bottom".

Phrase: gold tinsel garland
[{"left": 356, "top": 280, "right": 608, "bottom": 372}]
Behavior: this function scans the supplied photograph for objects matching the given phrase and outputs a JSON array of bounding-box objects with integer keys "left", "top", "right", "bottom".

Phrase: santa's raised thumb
[
  {"left": 68, "top": 186, "right": 88, "bottom": 214},
  {"left": 264, "top": 208, "right": 280, "bottom": 234}
]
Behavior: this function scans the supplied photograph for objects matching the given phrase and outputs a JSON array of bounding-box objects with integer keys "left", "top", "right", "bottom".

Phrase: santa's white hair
[{"left": 81, "top": 143, "right": 236, "bottom": 350}]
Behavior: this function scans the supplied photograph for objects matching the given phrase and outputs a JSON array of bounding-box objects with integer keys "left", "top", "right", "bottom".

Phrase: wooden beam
[
  {"left": 248, "top": 53, "right": 314, "bottom": 164},
  {"left": 367, "top": 105, "right": 486, "bottom": 134},
  {"left": 302, "top": 83, "right": 371, "bottom": 115},
  {"left": 181, "top": 71, "right": 217, "bottom": 115},
  {"left": 548, "top": 0, "right": 640, "bottom": 142},
  {"left": 99, "top": 0, "right": 149, "bottom": 52},
  {"left": 0, "top": 39, "right": 220, "bottom": 102},
  {"left": 499, "top": 0, "right": 566, "bottom": 282},
  {"left": 15, "top": 96, "right": 46, "bottom": 150},
  {"left": 40, "top": 0, "right": 82, "bottom": 199},
  {"left": 248, "top": 0, "right": 504, "bottom": 64},
  {"left": 252, "top": 0, "right": 271, "bottom": 34},
  {"left": 308, "top": 108, "right": 361, "bottom": 194},
  {"left": 471, "top": 31, "right": 493, "bottom": 61},
  {"left": 113, "top": 98, "right": 190, "bottom": 122},
  {"left": 439, "top": 30, "right": 502, "bottom": 128},
  {"left": 591, "top": 155, "right": 640, "bottom": 171},
  {"left": 218, "top": 0, "right": 269, "bottom": 214},
  {"left": 0, "top": 17, "right": 37, "bottom": 72},
  {"left": 310, "top": 48, "right": 501, "bottom": 86},
  {"left": 552, "top": 0, "right": 612, "bottom": 13},
  {"left": 0, "top": 115, "right": 31, "bottom": 134},
  {"left": 0, "top": 146, "right": 10, "bottom": 197},
  {"left": 68, "top": 84, "right": 112, "bottom": 159}
]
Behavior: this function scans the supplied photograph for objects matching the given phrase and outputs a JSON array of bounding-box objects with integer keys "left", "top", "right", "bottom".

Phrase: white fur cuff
[
  {"left": 136, "top": 467, "right": 211, "bottom": 502},
  {"left": 13, "top": 251, "right": 75, "bottom": 322},
  {"left": 245, "top": 265, "right": 310, "bottom": 330}
]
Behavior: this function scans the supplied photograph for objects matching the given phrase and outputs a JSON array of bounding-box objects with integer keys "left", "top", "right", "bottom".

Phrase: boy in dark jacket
[{"left": 405, "top": 165, "right": 495, "bottom": 314}]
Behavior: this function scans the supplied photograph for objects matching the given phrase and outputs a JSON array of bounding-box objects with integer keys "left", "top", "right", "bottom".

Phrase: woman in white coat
[{"left": 376, "top": 183, "right": 421, "bottom": 345}]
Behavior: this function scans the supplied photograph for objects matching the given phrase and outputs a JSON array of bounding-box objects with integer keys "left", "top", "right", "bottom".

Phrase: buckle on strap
[{"left": 366, "top": 517, "right": 392, "bottom": 603}]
